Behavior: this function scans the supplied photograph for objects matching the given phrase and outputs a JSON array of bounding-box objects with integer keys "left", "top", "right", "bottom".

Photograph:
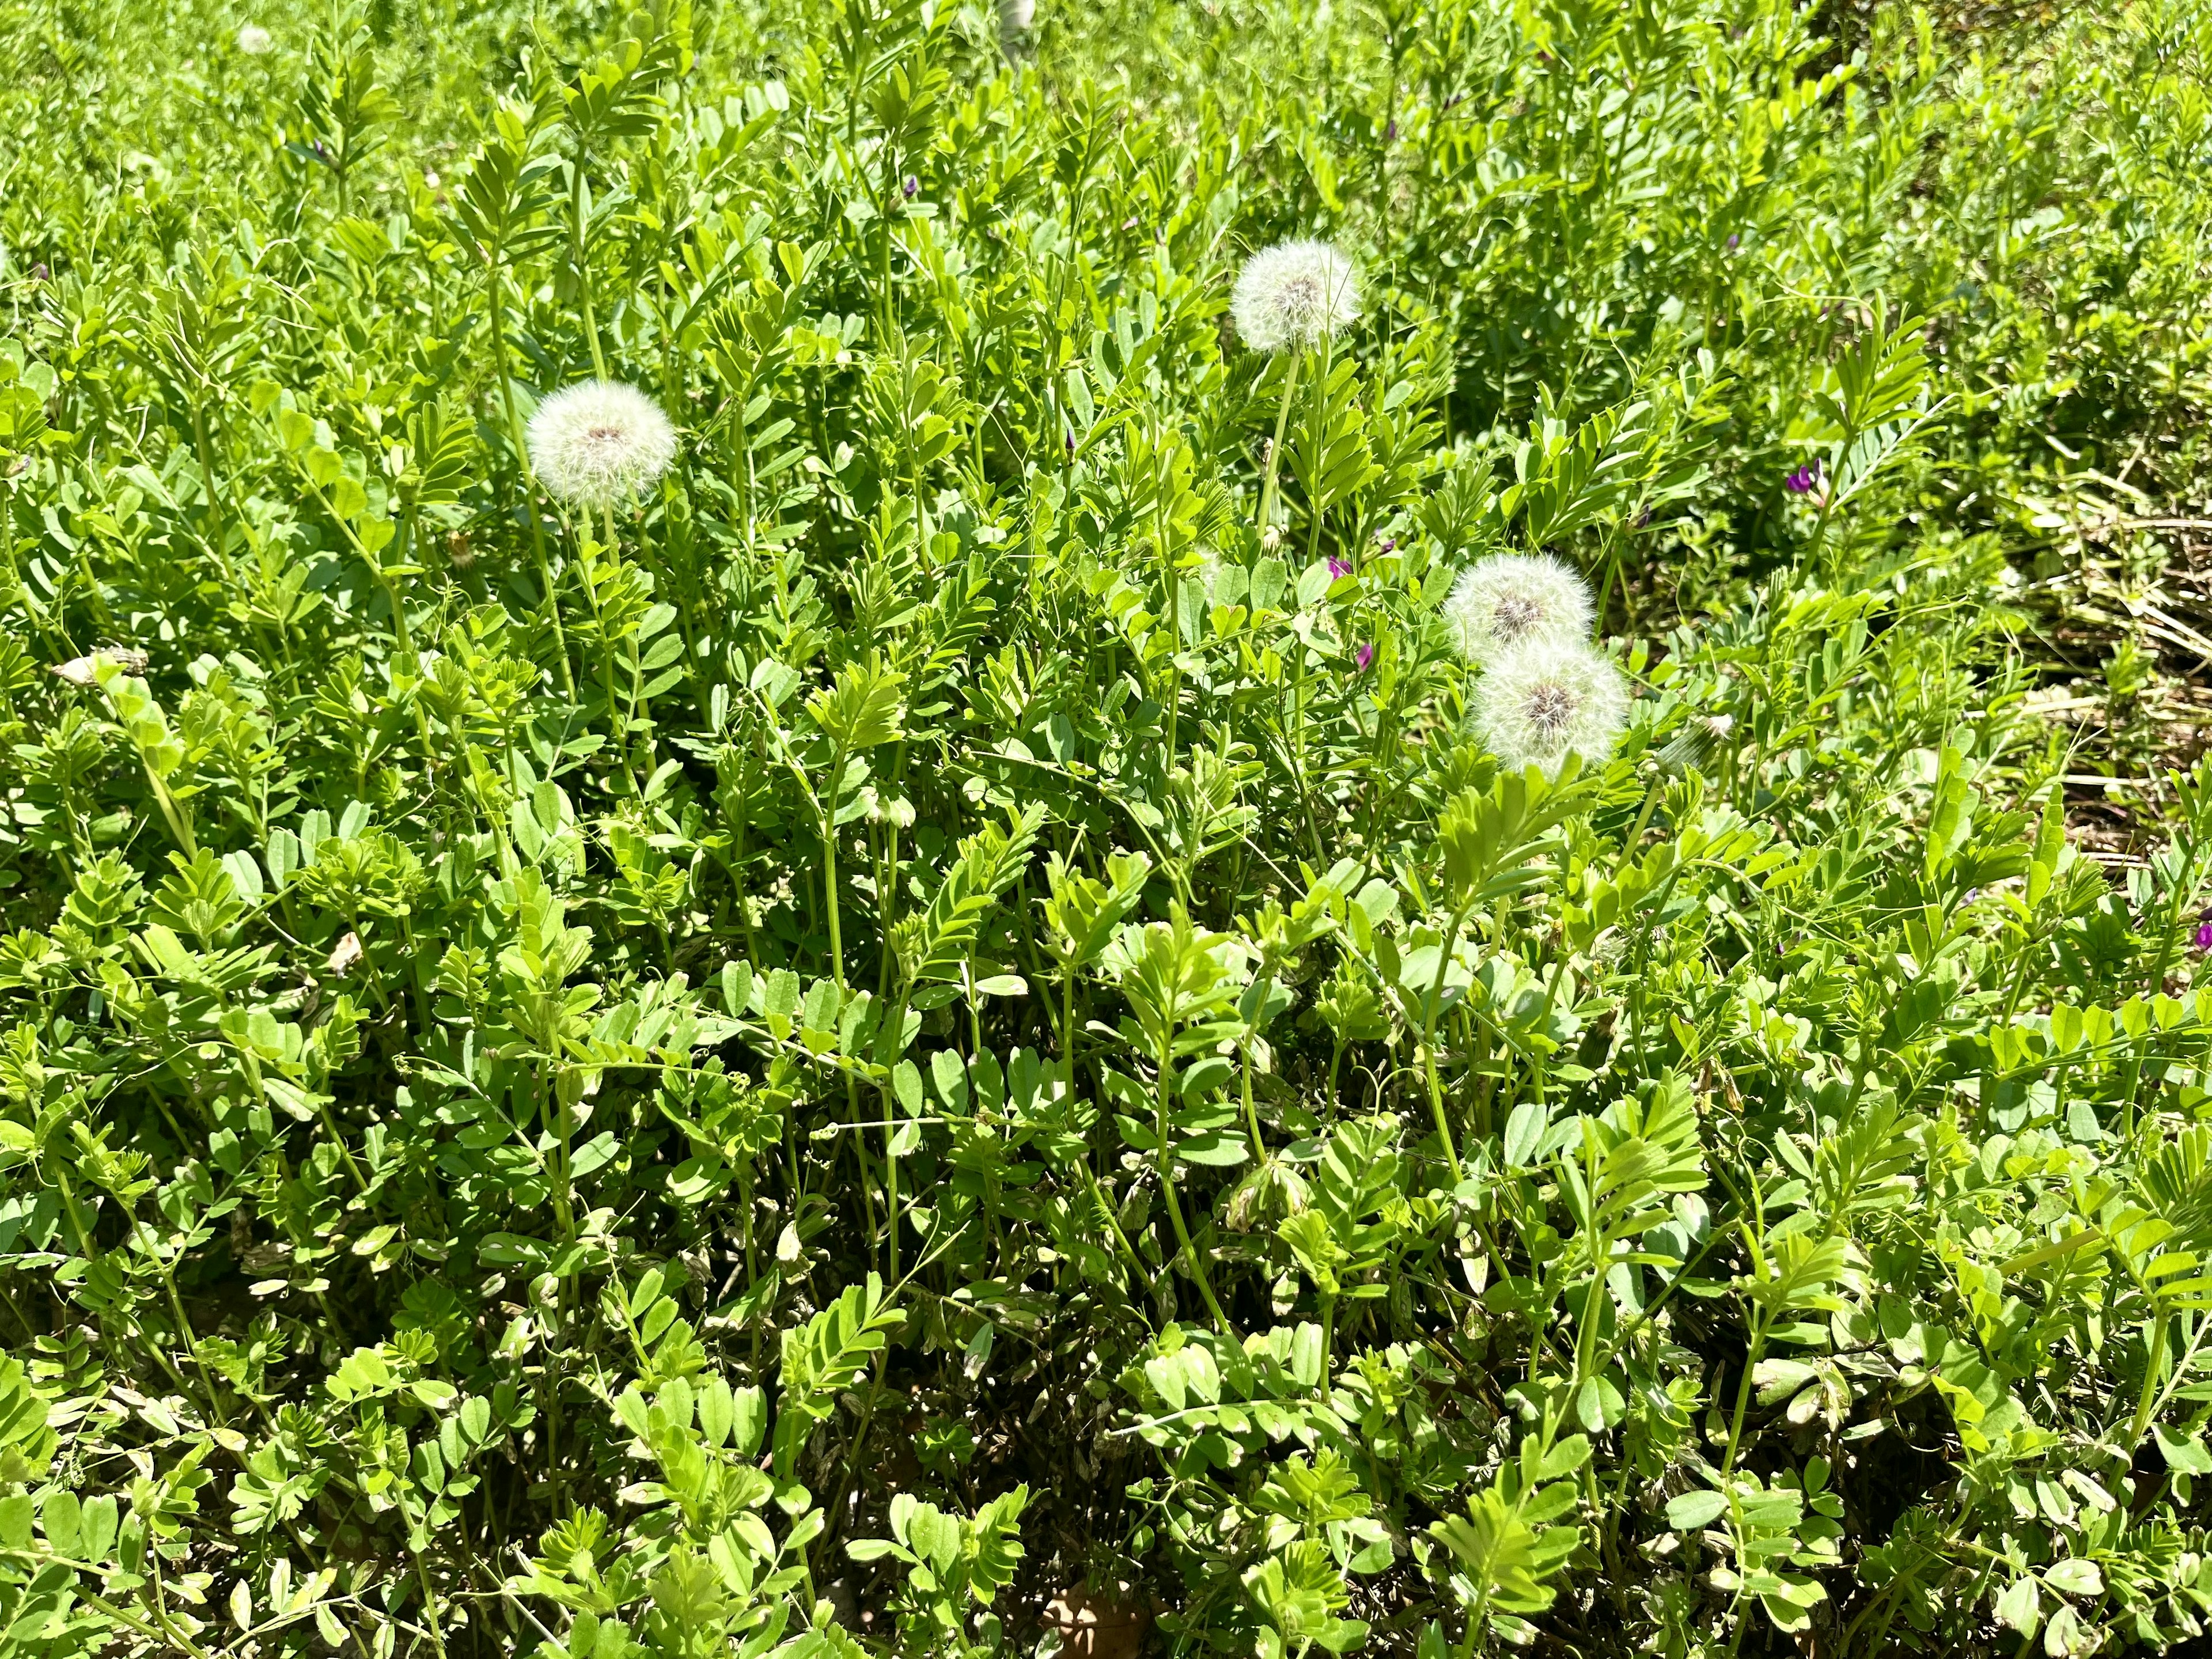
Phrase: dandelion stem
[
  {"left": 485, "top": 268, "right": 575, "bottom": 697},
  {"left": 1256, "top": 353, "right": 1301, "bottom": 548}
]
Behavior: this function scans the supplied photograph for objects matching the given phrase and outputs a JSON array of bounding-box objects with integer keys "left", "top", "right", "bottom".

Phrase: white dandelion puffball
[
  {"left": 1231, "top": 239, "right": 1362, "bottom": 353},
  {"left": 527, "top": 380, "right": 679, "bottom": 509},
  {"left": 236, "top": 24, "right": 273, "bottom": 52},
  {"left": 1445, "top": 553, "right": 1594, "bottom": 665},
  {"left": 1472, "top": 639, "right": 1628, "bottom": 776},
  {"left": 51, "top": 647, "right": 148, "bottom": 686}
]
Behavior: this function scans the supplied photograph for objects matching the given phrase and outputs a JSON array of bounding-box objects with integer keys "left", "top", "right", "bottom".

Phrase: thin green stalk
[
  {"left": 1156, "top": 1037, "right": 1233, "bottom": 1336},
  {"left": 1306, "top": 330, "right": 1335, "bottom": 571},
  {"left": 822, "top": 740, "right": 850, "bottom": 990},
  {"left": 486, "top": 268, "right": 574, "bottom": 696},
  {"left": 1418, "top": 899, "right": 1474, "bottom": 1184},
  {"left": 1256, "top": 353, "right": 1301, "bottom": 548},
  {"left": 2130, "top": 1306, "right": 2172, "bottom": 1448}
]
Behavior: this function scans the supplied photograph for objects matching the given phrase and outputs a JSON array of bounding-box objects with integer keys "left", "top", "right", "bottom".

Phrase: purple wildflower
[
  {"left": 903, "top": 175, "right": 919, "bottom": 198},
  {"left": 1726, "top": 233, "right": 1739, "bottom": 251},
  {"left": 1376, "top": 536, "right": 1396, "bottom": 555},
  {"left": 1328, "top": 557, "right": 1353, "bottom": 580},
  {"left": 1385, "top": 119, "right": 1398, "bottom": 142},
  {"left": 1355, "top": 643, "right": 1374, "bottom": 672},
  {"left": 2196, "top": 909, "right": 2212, "bottom": 952},
  {"left": 1785, "top": 463, "right": 1821, "bottom": 496}
]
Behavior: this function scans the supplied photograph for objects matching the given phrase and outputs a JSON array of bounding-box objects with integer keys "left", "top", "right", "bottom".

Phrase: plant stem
[
  {"left": 486, "top": 267, "right": 575, "bottom": 696},
  {"left": 1418, "top": 899, "right": 1474, "bottom": 1183},
  {"left": 1256, "top": 354, "right": 1301, "bottom": 549},
  {"left": 1156, "top": 1037, "right": 1233, "bottom": 1336}
]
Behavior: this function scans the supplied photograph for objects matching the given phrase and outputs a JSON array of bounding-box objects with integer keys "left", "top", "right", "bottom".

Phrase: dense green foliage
[{"left": 14, "top": 0, "right": 2212, "bottom": 1655}]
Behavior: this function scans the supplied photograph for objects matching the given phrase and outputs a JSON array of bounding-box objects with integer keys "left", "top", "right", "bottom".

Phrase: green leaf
[{"left": 1665, "top": 1490, "right": 1728, "bottom": 1531}]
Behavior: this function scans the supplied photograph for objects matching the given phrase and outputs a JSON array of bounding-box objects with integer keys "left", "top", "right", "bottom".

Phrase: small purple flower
[
  {"left": 2196, "top": 909, "right": 2212, "bottom": 952},
  {"left": 1785, "top": 463, "right": 1821, "bottom": 496},
  {"left": 1355, "top": 643, "right": 1374, "bottom": 672},
  {"left": 1328, "top": 557, "right": 1353, "bottom": 580},
  {"left": 903, "top": 175, "right": 918, "bottom": 198},
  {"left": 29, "top": 264, "right": 47, "bottom": 283},
  {"left": 1725, "top": 233, "right": 1739, "bottom": 251},
  {"left": 1376, "top": 536, "right": 1396, "bottom": 555},
  {"left": 1385, "top": 119, "right": 1398, "bottom": 142},
  {"left": 1964, "top": 888, "right": 1980, "bottom": 906}
]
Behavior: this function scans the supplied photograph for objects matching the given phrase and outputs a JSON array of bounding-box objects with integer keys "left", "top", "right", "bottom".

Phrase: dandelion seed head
[
  {"left": 327, "top": 930, "right": 363, "bottom": 976},
  {"left": 1444, "top": 553, "right": 1593, "bottom": 665},
  {"left": 526, "top": 380, "right": 678, "bottom": 510},
  {"left": 1231, "top": 239, "right": 1362, "bottom": 354},
  {"left": 1473, "top": 639, "right": 1627, "bottom": 776},
  {"left": 236, "top": 24, "right": 272, "bottom": 53},
  {"left": 51, "top": 647, "right": 148, "bottom": 686}
]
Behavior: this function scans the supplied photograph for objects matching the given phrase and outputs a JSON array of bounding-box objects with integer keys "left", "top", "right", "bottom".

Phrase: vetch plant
[{"left": 9, "top": 2, "right": 2212, "bottom": 1657}]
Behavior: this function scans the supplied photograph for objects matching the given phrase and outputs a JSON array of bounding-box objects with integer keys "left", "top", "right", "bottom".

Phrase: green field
[{"left": 11, "top": 0, "right": 2212, "bottom": 1654}]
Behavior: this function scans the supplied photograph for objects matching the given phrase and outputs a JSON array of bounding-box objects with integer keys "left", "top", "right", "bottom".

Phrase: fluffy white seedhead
[
  {"left": 1445, "top": 552, "right": 1593, "bottom": 665},
  {"left": 237, "top": 24, "right": 273, "bottom": 52},
  {"left": 1231, "top": 240, "right": 1362, "bottom": 353},
  {"left": 527, "top": 380, "right": 679, "bottom": 509},
  {"left": 51, "top": 647, "right": 148, "bottom": 686},
  {"left": 1473, "top": 639, "right": 1627, "bottom": 776}
]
